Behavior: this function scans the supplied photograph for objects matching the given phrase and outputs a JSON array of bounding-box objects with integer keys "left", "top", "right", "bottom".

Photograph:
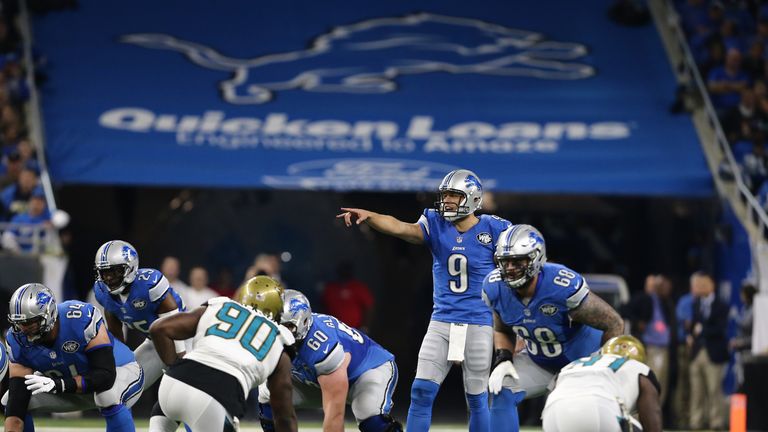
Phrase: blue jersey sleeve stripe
[
  {"left": 314, "top": 343, "right": 345, "bottom": 376},
  {"left": 148, "top": 276, "right": 170, "bottom": 302},
  {"left": 417, "top": 214, "right": 430, "bottom": 240},
  {"left": 566, "top": 280, "right": 590, "bottom": 309},
  {"left": 84, "top": 307, "right": 103, "bottom": 343}
]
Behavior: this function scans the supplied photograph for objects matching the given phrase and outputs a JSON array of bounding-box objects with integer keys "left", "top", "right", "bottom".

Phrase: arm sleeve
[{"left": 82, "top": 345, "right": 117, "bottom": 393}]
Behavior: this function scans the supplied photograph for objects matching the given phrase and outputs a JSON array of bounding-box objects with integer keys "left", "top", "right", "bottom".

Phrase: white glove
[
  {"left": 488, "top": 360, "right": 519, "bottom": 395},
  {"left": 24, "top": 374, "right": 60, "bottom": 395}
]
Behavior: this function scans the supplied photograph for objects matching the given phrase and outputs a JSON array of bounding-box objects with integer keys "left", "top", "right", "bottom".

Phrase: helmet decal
[{"left": 36, "top": 291, "right": 51, "bottom": 310}]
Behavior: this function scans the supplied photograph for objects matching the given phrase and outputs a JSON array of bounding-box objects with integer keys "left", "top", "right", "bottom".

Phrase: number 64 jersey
[
  {"left": 184, "top": 297, "right": 295, "bottom": 396},
  {"left": 482, "top": 262, "right": 602, "bottom": 372}
]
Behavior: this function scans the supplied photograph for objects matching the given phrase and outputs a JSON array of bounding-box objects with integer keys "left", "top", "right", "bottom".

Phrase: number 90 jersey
[
  {"left": 482, "top": 262, "right": 602, "bottom": 371},
  {"left": 418, "top": 209, "right": 511, "bottom": 326},
  {"left": 184, "top": 297, "right": 295, "bottom": 398},
  {"left": 291, "top": 313, "right": 394, "bottom": 387}
]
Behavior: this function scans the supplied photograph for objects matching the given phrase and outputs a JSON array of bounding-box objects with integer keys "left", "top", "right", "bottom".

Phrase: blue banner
[{"left": 33, "top": 0, "right": 713, "bottom": 195}]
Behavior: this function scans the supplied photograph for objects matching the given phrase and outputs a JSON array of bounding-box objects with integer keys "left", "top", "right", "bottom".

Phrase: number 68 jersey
[
  {"left": 185, "top": 297, "right": 295, "bottom": 397},
  {"left": 482, "top": 262, "right": 602, "bottom": 372}
]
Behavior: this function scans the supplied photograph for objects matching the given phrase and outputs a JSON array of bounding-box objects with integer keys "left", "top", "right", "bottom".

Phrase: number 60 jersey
[
  {"left": 185, "top": 297, "right": 295, "bottom": 395},
  {"left": 482, "top": 262, "right": 602, "bottom": 372}
]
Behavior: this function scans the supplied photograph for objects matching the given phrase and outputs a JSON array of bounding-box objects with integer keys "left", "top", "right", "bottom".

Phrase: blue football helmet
[
  {"left": 494, "top": 225, "right": 547, "bottom": 289},
  {"left": 8, "top": 283, "right": 58, "bottom": 343},
  {"left": 94, "top": 240, "right": 139, "bottom": 295},
  {"left": 281, "top": 289, "right": 313, "bottom": 340},
  {"left": 435, "top": 169, "right": 483, "bottom": 221}
]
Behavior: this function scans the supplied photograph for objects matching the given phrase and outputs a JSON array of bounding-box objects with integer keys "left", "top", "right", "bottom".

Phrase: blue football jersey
[
  {"left": 418, "top": 209, "right": 511, "bottom": 325},
  {"left": 482, "top": 262, "right": 602, "bottom": 372},
  {"left": 0, "top": 339, "right": 8, "bottom": 380},
  {"left": 6, "top": 301, "right": 135, "bottom": 379},
  {"left": 94, "top": 268, "right": 185, "bottom": 335},
  {"left": 290, "top": 313, "right": 394, "bottom": 387}
]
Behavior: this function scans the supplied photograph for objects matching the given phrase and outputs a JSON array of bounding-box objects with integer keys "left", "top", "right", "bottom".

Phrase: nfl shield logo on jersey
[
  {"left": 476, "top": 232, "right": 492, "bottom": 245},
  {"left": 62, "top": 341, "right": 80, "bottom": 353},
  {"left": 132, "top": 298, "right": 147, "bottom": 310},
  {"left": 539, "top": 304, "right": 558, "bottom": 316}
]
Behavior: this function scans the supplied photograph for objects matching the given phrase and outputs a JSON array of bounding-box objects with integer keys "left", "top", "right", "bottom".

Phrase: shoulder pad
[{"left": 206, "top": 296, "right": 232, "bottom": 306}]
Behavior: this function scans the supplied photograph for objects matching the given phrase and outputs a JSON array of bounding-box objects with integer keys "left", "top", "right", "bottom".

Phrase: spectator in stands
[
  {"left": 688, "top": 271, "right": 728, "bottom": 431},
  {"left": 322, "top": 261, "right": 374, "bottom": 331},
  {"left": 1, "top": 186, "right": 50, "bottom": 253},
  {"left": 721, "top": 88, "right": 765, "bottom": 143},
  {"left": 742, "top": 135, "right": 768, "bottom": 190},
  {"left": 246, "top": 253, "right": 282, "bottom": 284},
  {"left": 730, "top": 282, "right": 757, "bottom": 390},
  {"left": 184, "top": 266, "right": 217, "bottom": 307},
  {"left": 0, "top": 165, "right": 36, "bottom": 220},
  {"left": 0, "top": 148, "right": 21, "bottom": 189},
  {"left": 741, "top": 40, "right": 765, "bottom": 79},
  {"left": 708, "top": 48, "right": 751, "bottom": 112},
  {"left": 15, "top": 139, "right": 39, "bottom": 174},
  {"left": 160, "top": 255, "right": 191, "bottom": 299},
  {"left": 626, "top": 274, "right": 675, "bottom": 408},
  {"left": 673, "top": 280, "right": 695, "bottom": 430},
  {"left": 720, "top": 19, "right": 745, "bottom": 53}
]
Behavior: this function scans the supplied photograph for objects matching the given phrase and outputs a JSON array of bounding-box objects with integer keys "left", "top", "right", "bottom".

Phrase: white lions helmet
[
  {"left": 435, "top": 169, "right": 483, "bottom": 222},
  {"left": 94, "top": 240, "right": 139, "bottom": 295},
  {"left": 281, "top": 289, "right": 313, "bottom": 340},
  {"left": 494, "top": 225, "right": 547, "bottom": 289},
  {"left": 8, "top": 283, "right": 58, "bottom": 343}
]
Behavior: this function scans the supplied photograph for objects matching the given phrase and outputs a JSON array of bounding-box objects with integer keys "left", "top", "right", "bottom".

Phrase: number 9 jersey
[
  {"left": 482, "top": 262, "right": 602, "bottom": 371},
  {"left": 418, "top": 209, "right": 511, "bottom": 326},
  {"left": 184, "top": 297, "right": 295, "bottom": 397}
]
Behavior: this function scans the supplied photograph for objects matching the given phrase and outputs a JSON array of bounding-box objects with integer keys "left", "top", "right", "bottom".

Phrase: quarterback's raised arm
[
  {"left": 149, "top": 305, "right": 206, "bottom": 365},
  {"left": 337, "top": 208, "right": 424, "bottom": 244},
  {"left": 568, "top": 292, "right": 624, "bottom": 344}
]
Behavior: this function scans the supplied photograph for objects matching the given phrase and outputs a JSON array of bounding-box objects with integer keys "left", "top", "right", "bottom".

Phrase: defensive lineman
[
  {"left": 543, "top": 335, "right": 663, "bottom": 432},
  {"left": 148, "top": 276, "right": 297, "bottom": 432}
]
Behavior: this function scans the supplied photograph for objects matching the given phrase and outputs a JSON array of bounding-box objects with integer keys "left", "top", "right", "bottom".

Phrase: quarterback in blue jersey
[
  {"left": 4, "top": 283, "right": 143, "bottom": 432},
  {"left": 92, "top": 240, "right": 186, "bottom": 389},
  {"left": 258, "top": 290, "right": 401, "bottom": 432},
  {"left": 482, "top": 225, "right": 624, "bottom": 432},
  {"left": 339, "top": 169, "right": 511, "bottom": 432}
]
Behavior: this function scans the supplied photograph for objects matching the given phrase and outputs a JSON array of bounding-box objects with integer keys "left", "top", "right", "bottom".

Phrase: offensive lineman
[
  {"left": 4, "top": 283, "right": 144, "bottom": 432},
  {"left": 339, "top": 169, "right": 511, "bottom": 432},
  {"left": 148, "top": 276, "right": 297, "bottom": 432},
  {"left": 257, "top": 290, "right": 401, "bottom": 432},
  {"left": 482, "top": 224, "right": 624, "bottom": 432},
  {"left": 543, "top": 335, "right": 663, "bottom": 432}
]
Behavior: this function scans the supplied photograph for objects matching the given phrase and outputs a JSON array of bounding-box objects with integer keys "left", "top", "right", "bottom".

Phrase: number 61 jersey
[
  {"left": 185, "top": 297, "right": 295, "bottom": 396},
  {"left": 482, "top": 262, "right": 602, "bottom": 372}
]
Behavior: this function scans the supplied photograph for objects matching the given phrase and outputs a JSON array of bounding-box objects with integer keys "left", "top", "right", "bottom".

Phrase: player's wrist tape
[
  {"left": 492, "top": 348, "right": 514, "bottom": 370},
  {"left": 57, "top": 376, "right": 78, "bottom": 393}
]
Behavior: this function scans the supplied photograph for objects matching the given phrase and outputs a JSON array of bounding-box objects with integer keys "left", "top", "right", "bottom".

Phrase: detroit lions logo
[
  {"left": 36, "top": 291, "right": 51, "bottom": 310},
  {"left": 121, "top": 13, "right": 595, "bottom": 105},
  {"left": 122, "top": 246, "right": 137, "bottom": 261},
  {"left": 465, "top": 175, "right": 482, "bottom": 193},
  {"left": 289, "top": 298, "right": 309, "bottom": 314}
]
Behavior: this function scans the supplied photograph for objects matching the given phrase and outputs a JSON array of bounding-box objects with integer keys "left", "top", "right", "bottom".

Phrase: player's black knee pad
[{"left": 359, "top": 414, "right": 403, "bottom": 432}]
